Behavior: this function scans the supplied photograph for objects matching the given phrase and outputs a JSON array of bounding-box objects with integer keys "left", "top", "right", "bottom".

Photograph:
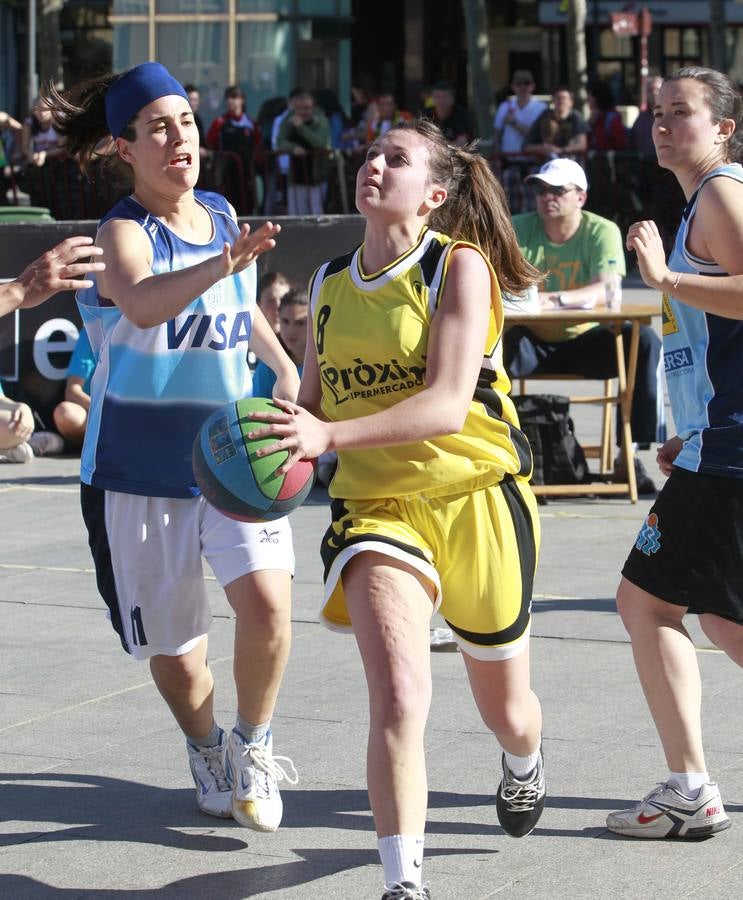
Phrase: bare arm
[
  {"left": 296, "top": 317, "right": 324, "bottom": 418},
  {"left": 0, "top": 111, "right": 22, "bottom": 131},
  {"left": 538, "top": 279, "right": 604, "bottom": 310},
  {"left": 563, "top": 133, "right": 588, "bottom": 154},
  {"left": 628, "top": 178, "right": 743, "bottom": 319},
  {"left": 96, "top": 218, "right": 280, "bottom": 329},
  {"left": 249, "top": 305, "right": 301, "bottom": 402},
  {"left": 64, "top": 376, "right": 90, "bottom": 411},
  {"left": 248, "top": 247, "right": 493, "bottom": 469},
  {"left": 523, "top": 142, "right": 550, "bottom": 158},
  {"left": 0, "top": 236, "right": 105, "bottom": 317}
]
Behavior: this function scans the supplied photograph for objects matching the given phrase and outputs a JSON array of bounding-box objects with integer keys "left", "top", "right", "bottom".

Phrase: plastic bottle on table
[{"left": 602, "top": 258, "right": 622, "bottom": 310}]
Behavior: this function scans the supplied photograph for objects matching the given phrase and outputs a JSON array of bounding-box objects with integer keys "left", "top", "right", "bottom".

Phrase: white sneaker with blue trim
[
  {"left": 225, "top": 728, "right": 298, "bottom": 831},
  {"left": 187, "top": 728, "right": 233, "bottom": 818}
]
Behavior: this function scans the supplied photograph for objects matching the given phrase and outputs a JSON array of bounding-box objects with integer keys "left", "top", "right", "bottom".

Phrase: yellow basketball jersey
[{"left": 309, "top": 227, "right": 532, "bottom": 500}]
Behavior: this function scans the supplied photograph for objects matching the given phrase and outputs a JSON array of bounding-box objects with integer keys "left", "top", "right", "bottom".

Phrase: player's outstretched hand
[
  {"left": 246, "top": 397, "right": 330, "bottom": 475},
  {"left": 656, "top": 435, "right": 683, "bottom": 477},
  {"left": 626, "top": 220, "right": 670, "bottom": 291},
  {"left": 219, "top": 221, "right": 281, "bottom": 277},
  {"left": 18, "top": 236, "right": 105, "bottom": 308}
]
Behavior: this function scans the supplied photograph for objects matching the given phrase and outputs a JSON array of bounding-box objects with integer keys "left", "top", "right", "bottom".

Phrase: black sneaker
[
  {"left": 632, "top": 457, "right": 656, "bottom": 495},
  {"left": 381, "top": 883, "right": 431, "bottom": 900},
  {"left": 496, "top": 749, "right": 546, "bottom": 837},
  {"left": 612, "top": 455, "right": 656, "bottom": 495}
]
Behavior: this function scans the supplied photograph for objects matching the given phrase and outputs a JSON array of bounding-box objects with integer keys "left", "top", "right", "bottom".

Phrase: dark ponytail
[
  {"left": 388, "top": 118, "right": 541, "bottom": 296},
  {"left": 43, "top": 74, "right": 137, "bottom": 177}
]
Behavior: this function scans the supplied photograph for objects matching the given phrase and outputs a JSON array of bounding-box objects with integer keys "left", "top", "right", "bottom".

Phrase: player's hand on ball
[
  {"left": 219, "top": 221, "right": 281, "bottom": 277},
  {"left": 248, "top": 398, "right": 330, "bottom": 474}
]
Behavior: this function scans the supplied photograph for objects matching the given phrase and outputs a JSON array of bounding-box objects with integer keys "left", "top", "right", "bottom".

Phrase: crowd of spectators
[{"left": 0, "top": 71, "right": 682, "bottom": 239}]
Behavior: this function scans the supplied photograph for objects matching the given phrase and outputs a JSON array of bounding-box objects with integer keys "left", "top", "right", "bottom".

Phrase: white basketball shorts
[{"left": 81, "top": 484, "right": 295, "bottom": 660}]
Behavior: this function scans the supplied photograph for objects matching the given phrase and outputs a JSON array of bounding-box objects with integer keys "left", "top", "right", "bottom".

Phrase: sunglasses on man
[{"left": 532, "top": 183, "right": 578, "bottom": 197}]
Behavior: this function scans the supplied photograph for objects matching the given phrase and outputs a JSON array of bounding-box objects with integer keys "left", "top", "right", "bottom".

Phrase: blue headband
[{"left": 105, "top": 62, "right": 189, "bottom": 139}]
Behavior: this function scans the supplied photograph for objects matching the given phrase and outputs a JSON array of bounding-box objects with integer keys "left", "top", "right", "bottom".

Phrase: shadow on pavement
[
  {"left": 1, "top": 847, "right": 489, "bottom": 898},
  {"left": 532, "top": 596, "right": 617, "bottom": 614},
  {"left": 0, "top": 473, "right": 81, "bottom": 487}
]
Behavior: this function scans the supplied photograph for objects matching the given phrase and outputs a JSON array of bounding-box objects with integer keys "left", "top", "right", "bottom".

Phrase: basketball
[{"left": 193, "top": 397, "right": 316, "bottom": 521}]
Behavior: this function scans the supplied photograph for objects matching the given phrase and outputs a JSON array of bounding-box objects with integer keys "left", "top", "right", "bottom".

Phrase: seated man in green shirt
[{"left": 504, "top": 158, "right": 665, "bottom": 492}]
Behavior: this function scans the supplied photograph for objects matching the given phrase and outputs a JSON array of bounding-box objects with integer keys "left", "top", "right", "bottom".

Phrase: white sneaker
[
  {"left": 28, "top": 431, "right": 64, "bottom": 456},
  {"left": 607, "top": 781, "right": 731, "bottom": 839},
  {"left": 187, "top": 729, "right": 233, "bottom": 818},
  {"left": 225, "top": 728, "right": 298, "bottom": 832},
  {"left": 0, "top": 442, "right": 34, "bottom": 463},
  {"left": 382, "top": 884, "right": 431, "bottom": 900},
  {"left": 430, "top": 627, "right": 458, "bottom": 652}
]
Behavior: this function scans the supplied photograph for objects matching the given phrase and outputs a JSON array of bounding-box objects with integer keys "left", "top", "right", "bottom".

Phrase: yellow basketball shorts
[{"left": 319, "top": 475, "right": 540, "bottom": 660}]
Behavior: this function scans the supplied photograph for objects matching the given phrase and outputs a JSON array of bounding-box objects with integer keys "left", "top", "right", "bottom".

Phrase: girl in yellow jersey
[{"left": 249, "top": 119, "right": 543, "bottom": 899}]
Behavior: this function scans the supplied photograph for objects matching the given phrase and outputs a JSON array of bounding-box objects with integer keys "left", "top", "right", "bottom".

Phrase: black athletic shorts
[{"left": 622, "top": 466, "right": 743, "bottom": 624}]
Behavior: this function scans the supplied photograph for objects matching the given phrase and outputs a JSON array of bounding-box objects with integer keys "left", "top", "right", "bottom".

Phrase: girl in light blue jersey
[
  {"left": 608, "top": 67, "right": 743, "bottom": 840},
  {"left": 45, "top": 63, "right": 300, "bottom": 832}
]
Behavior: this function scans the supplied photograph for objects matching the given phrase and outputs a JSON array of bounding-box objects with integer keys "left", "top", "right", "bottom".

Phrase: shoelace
[
  {"left": 636, "top": 782, "right": 668, "bottom": 809},
  {"left": 241, "top": 743, "right": 299, "bottom": 796},
  {"left": 501, "top": 774, "right": 542, "bottom": 812},
  {"left": 199, "top": 745, "right": 230, "bottom": 792},
  {"left": 383, "top": 883, "right": 429, "bottom": 900}
]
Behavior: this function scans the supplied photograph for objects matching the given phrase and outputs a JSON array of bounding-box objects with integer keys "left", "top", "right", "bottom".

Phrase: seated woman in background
[{"left": 21, "top": 97, "right": 64, "bottom": 167}]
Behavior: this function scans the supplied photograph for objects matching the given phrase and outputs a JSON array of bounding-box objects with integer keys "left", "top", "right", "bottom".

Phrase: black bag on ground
[{"left": 512, "top": 394, "right": 589, "bottom": 485}]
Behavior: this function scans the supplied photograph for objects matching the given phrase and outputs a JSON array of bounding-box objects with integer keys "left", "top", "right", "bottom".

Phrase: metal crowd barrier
[{"left": 2, "top": 147, "right": 686, "bottom": 254}]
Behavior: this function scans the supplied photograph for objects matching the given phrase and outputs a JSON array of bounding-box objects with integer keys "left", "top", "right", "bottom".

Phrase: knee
[
  {"left": 487, "top": 696, "right": 536, "bottom": 742},
  {"left": 229, "top": 574, "right": 291, "bottom": 634},
  {"left": 151, "top": 650, "right": 207, "bottom": 691},
  {"left": 369, "top": 660, "right": 432, "bottom": 730},
  {"left": 616, "top": 579, "right": 680, "bottom": 635},
  {"left": 53, "top": 402, "right": 74, "bottom": 433},
  {"left": 616, "top": 579, "right": 652, "bottom": 634},
  {"left": 238, "top": 592, "right": 291, "bottom": 637}
]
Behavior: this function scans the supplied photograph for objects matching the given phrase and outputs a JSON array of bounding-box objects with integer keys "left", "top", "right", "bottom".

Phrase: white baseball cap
[{"left": 525, "top": 158, "right": 588, "bottom": 191}]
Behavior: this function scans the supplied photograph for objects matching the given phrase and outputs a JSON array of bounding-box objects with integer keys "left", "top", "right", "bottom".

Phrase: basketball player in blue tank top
[
  {"left": 607, "top": 67, "right": 743, "bottom": 839},
  {"left": 44, "top": 63, "right": 300, "bottom": 832}
]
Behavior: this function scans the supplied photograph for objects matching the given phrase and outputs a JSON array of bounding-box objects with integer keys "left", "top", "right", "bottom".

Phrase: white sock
[
  {"left": 668, "top": 771, "right": 709, "bottom": 798},
  {"left": 505, "top": 747, "right": 540, "bottom": 779},
  {"left": 378, "top": 834, "right": 424, "bottom": 887}
]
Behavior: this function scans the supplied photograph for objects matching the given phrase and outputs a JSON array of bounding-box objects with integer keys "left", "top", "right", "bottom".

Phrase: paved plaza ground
[{"left": 1, "top": 286, "right": 741, "bottom": 898}]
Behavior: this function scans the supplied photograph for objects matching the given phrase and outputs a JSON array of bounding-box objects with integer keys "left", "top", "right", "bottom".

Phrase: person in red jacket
[
  {"left": 206, "top": 85, "right": 262, "bottom": 211},
  {"left": 587, "top": 81, "right": 627, "bottom": 151}
]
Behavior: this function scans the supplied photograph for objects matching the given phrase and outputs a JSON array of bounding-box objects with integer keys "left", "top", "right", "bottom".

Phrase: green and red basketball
[{"left": 193, "top": 397, "right": 315, "bottom": 522}]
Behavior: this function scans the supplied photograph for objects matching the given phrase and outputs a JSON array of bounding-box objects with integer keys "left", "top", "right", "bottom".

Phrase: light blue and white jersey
[
  {"left": 78, "top": 191, "right": 255, "bottom": 498},
  {"left": 663, "top": 162, "right": 743, "bottom": 478}
]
